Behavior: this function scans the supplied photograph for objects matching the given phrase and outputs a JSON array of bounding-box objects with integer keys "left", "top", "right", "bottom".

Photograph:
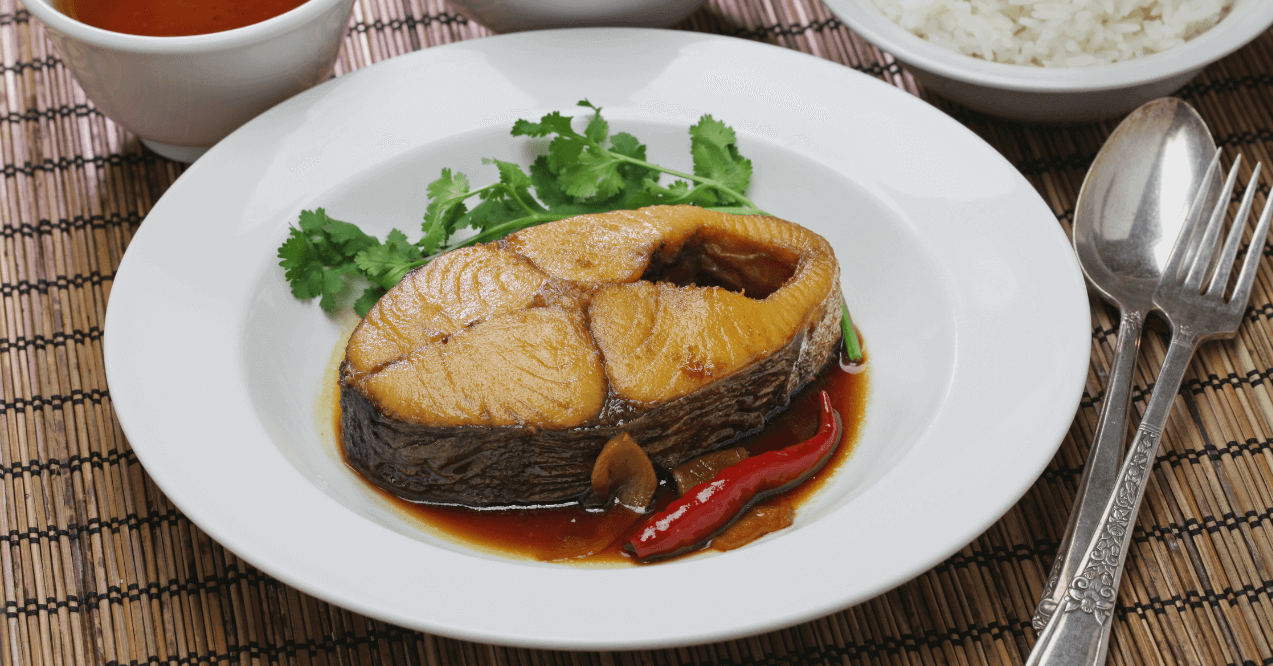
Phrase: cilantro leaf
[
  {"left": 544, "top": 134, "right": 587, "bottom": 174},
  {"left": 608, "top": 132, "right": 645, "bottom": 160},
  {"left": 490, "top": 158, "right": 535, "bottom": 193},
  {"left": 318, "top": 217, "right": 379, "bottom": 255},
  {"left": 318, "top": 269, "right": 352, "bottom": 313},
  {"left": 560, "top": 145, "right": 625, "bottom": 199},
  {"left": 528, "top": 156, "right": 572, "bottom": 209},
  {"left": 355, "top": 228, "right": 423, "bottom": 289},
  {"left": 512, "top": 111, "right": 580, "bottom": 139},
  {"left": 421, "top": 169, "right": 471, "bottom": 253},
  {"left": 690, "top": 115, "right": 753, "bottom": 203},
  {"left": 583, "top": 109, "right": 609, "bottom": 144},
  {"left": 277, "top": 228, "right": 325, "bottom": 299},
  {"left": 277, "top": 208, "right": 377, "bottom": 312}
]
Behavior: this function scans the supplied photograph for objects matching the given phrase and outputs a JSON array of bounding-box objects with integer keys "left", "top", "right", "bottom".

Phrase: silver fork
[{"left": 1025, "top": 149, "right": 1273, "bottom": 666}]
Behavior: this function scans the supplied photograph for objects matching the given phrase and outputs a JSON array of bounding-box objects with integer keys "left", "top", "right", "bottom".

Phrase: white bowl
[
  {"left": 821, "top": 0, "right": 1273, "bottom": 122},
  {"left": 446, "top": 0, "right": 706, "bottom": 32},
  {"left": 24, "top": 0, "right": 355, "bottom": 162}
]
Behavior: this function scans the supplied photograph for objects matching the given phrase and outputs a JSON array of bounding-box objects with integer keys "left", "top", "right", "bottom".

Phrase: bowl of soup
[{"left": 24, "top": 0, "right": 356, "bottom": 162}]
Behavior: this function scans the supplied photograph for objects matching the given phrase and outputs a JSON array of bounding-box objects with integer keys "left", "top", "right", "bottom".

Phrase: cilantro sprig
[{"left": 277, "top": 100, "right": 765, "bottom": 316}]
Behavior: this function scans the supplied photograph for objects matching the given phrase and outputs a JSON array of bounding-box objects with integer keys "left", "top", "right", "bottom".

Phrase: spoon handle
[
  {"left": 1026, "top": 328, "right": 1198, "bottom": 666},
  {"left": 1032, "top": 308, "right": 1144, "bottom": 630}
]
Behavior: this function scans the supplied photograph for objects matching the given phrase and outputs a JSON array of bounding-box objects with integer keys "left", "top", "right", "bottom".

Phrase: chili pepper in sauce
[{"left": 624, "top": 390, "right": 842, "bottom": 561}]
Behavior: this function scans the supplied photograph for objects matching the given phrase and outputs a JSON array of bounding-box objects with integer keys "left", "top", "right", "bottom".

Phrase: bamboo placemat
[{"left": 3, "top": 0, "right": 1273, "bottom": 664}]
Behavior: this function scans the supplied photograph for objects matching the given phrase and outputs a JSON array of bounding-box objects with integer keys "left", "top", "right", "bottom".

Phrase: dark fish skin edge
[{"left": 340, "top": 299, "right": 843, "bottom": 508}]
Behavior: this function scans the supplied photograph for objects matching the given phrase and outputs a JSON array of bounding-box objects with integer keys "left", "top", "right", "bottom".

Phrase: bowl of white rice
[{"left": 821, "top": 0, "right": 1273, "bottom": 122}]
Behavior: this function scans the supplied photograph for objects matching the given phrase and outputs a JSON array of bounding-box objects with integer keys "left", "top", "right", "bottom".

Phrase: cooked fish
[{"left": 340, "top": 204, "right": 842, "bottom": 506}]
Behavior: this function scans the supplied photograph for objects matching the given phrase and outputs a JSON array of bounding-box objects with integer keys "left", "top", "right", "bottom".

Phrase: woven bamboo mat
[{"left": 3, "top": 0, "right": 1273, "bottom": 664}]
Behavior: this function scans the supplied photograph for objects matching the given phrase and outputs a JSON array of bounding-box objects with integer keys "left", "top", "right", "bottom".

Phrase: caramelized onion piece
[
  {"left": 671, "top": 447, "right": 749, "bottom": 496},
  {"left": 711, "top": 501, "right": 794, "bottom": 551},
  {"left": 590, "top": 433, "right": 657, "bottom": 512}
]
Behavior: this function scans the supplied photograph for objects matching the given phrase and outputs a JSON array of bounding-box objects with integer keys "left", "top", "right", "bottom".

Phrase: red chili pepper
[{"left": 624, "top": 390, "right": 842, "bottom": 561}]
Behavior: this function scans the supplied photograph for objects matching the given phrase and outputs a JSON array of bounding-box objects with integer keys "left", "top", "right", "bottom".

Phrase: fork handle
[
  {"left": 1025, "top": 327, "right": 1198, "bottom": 666},
  {"left": 1032, "top": 308, "right": 1145, "bottom": 631}
]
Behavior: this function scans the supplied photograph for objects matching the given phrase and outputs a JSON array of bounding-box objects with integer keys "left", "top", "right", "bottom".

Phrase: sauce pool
[
  {"left": 337, "top": 352, "right": 869, "bottom": 565},
  {"left": 56, "top": 0, "right": 309, "bottom": 36}
]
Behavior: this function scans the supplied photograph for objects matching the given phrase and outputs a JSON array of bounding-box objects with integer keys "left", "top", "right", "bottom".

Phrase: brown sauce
[
  {"left": 337, "top": 350, "right": 869, "bottom": 565},
  {"left": 56, "top": 0, "right": 309, "bottom": 37}
]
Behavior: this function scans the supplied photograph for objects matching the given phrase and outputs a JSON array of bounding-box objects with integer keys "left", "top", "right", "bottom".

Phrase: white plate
[{"left": 104, "top": 28, "right": 1089, "bottom": 650}]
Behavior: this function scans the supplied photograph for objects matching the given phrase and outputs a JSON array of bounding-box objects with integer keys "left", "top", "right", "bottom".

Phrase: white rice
[{"left": 869, "top": 0, "right": 1233, "bottom": 67}]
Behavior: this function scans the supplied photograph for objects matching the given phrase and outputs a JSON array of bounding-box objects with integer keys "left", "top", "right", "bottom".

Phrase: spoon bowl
[
  {"left": 1074, "top": 99, "right": 1220, "bottom": 304},
  {"left": 1034, "top": 97, "right": 1218, "bottom": 629}
]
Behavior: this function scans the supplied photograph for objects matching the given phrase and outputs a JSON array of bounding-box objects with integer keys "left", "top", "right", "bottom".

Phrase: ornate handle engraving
[
  {"left": 1033, "top": 566, "right": 1061, "bottom": 631},
  {"left": 1059, "top": 424, "right": 1161, "bottom": 624}
]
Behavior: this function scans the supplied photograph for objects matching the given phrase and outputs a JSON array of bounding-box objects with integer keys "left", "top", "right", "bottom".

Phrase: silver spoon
[{"left": 1032, "top": 97, "right": 1218, "bottom": 630}]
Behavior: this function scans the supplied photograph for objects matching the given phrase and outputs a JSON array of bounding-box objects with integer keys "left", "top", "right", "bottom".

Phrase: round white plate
[{"left": 104, "top": 28, "right": 1089, "bottom": 650}]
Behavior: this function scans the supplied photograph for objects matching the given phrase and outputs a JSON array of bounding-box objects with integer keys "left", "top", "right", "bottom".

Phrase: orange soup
[{"left": 56, "top": 0, "right": 310, "bottom": 37}]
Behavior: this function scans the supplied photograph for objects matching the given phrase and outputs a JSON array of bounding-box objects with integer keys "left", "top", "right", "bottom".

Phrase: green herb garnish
[
  {"left": 842, "top": 301, "right": 862, "bottom": 363},
  {"left": 277, "top": 100, "right": 766, "bottom": 316}
]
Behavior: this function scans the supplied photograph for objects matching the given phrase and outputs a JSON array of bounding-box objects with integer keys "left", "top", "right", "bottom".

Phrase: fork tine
[
  {"left": 1230, "top": 176, "right": 1273, "bottom": 309},
  {"left": 1208, "top": 162, "right": 1263, "bottom": 297},
  {"left": 1165, "top": 148, "right": 1223, "bottom": 284},
  {"left": 1184, "top": 154, "right": 1243, "bottom": 292}
]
